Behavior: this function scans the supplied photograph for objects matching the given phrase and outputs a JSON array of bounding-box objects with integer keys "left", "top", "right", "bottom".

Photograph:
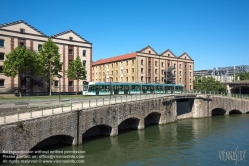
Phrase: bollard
[
  {"left": 89, "top": 100, "right": 91, "bottom": 107},
  {"left": 131, "top": 95, "right": 132, "bottom": 101},
  {"left": 126, "top": 95, "right": 127, "bottom": 102},
  {"left": 42, "top": 107, "right": 44, "bottom": 116},
  {"left": 115, "top": 97, "right": 116, "bottom": 104},
  {"left": 18, "top": 109, "right": 20, "bottom": 120},
  {"left": 30, "top": 109, "right": 32, "bottom": 118},
  {"left": 109, "top": 98, "right": 110, "bottom": 104},
  {"left": 81, "top": 101, "right": 83, "bottom": 109},
  {"left": 121, "top": 96, "right": 122, "bottom": 102},
  {"left": 96, "top": 99, "right": 98, "bottom": 106},
  {"left": 4, "top": 112, "right": 6, "bottom": 123},
  {"left": 52, "top": 106, "right": 54, "bottom": 114},
  {"left": 62, "top": 104, "right": 64, "bottom": 112},
  {"left": 140, "top": 93, "right": 141, "bottom": 100},
  {"left": 70, "top": 102, "right": 72, "bottom": 111},
  {"left": 103, "top": 98, "right": 104, "bottom": 105},
  {"left": 136, "top": 94, "right": 137, "bottom": 101}
]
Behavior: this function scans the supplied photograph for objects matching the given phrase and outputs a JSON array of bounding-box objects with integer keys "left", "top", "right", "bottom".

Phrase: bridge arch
[
  {"left": 211, "top": 108, "right": 226, "bottom": 116},
  {"left": 144, "top": 111, "right": 162, "bottom": 125},
  {"left": 118, "top": 117, "right": 140, "bottom": 131},
  {"left": 82, "top": 124, "right": 113, "bottom": 141},
  {"left": 29, "top": 134, "right": 75, "bottom": 152},
  {"left": 229, "top": 109, "right": 242, "bottom": 114}
]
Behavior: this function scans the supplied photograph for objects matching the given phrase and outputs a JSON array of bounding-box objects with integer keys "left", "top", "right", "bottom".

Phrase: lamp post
[
  {"left": 109, "top": 77, "right": 113, "bottom": 97},
  {"left": 57, "top": 74, "right": 62, "bottom": 101}
]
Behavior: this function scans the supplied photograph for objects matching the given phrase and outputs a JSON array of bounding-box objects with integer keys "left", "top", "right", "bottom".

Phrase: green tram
[{"left": 84, "top": 82, "right": 184, "bottom": 95}]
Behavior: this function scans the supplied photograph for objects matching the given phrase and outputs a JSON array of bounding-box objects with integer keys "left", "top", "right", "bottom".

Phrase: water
[{"left": 3, "top": 114, "right": 249, "bottom": 165}]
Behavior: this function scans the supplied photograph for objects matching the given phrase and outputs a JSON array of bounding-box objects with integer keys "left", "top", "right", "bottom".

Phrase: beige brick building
[
  {"left": 0, "top": 20, "right": 92, "bottom": 93},
  {"left": 92, "top": 46, "right": 194, "bottom": 90}
]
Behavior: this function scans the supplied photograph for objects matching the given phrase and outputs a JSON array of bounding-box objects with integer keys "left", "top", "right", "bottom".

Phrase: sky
[{"left": 1, "top": 0, "right": 249, "bottom": 70}]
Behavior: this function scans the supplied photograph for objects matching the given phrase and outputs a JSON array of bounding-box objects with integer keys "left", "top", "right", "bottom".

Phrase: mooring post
[
  {"left": 62, "top": 104, "right": 64, "bottom": 112},
  {"left": 81, "top": 101, "right": 83, "bottom": 109}
]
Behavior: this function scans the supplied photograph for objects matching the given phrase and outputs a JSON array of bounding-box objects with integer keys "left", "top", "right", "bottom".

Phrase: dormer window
[
  {"left": 69, "top": 37, "right": 73, "bottom": 41},
  {"left": 20, "top": 29, "right": 25, "bottom": 33}
]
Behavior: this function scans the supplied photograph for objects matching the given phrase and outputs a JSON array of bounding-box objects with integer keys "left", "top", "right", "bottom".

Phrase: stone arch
[
  {"left": 211, "top": 108, "right": 226, "bottom": 116},
  {"left": 29, "top": 134, "right": 75, "bottom": 152},
  {"left": 229, "top": 109, "right": 242, "bottom": 114},
  {"left": 118, "top": 117, "right": 140, "bottom": 132},
  {"left": 82, "top": 124, "right": 113, "bottom": 141},
  {"left": 144, "top": 111, "right": 162, "bottom": 125}
]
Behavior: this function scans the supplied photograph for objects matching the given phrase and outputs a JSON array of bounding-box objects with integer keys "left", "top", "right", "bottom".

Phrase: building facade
[
  {"left": 0, "top": 20, "right": 92, "bottom": 93},
  {"left": 92, "top": 46, "right": 194, "bottom": 90}
]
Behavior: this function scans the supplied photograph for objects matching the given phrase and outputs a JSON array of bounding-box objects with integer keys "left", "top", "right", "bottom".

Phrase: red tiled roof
[{"left": 92, "top": 52, "right": 137, "bottom": 66}]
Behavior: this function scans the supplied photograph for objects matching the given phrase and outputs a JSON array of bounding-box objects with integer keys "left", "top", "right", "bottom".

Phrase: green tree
[
  {"left": 66, "top": 56, "right": 87, "bottom": 94},
  {"left": 3, "top": 46, "right": 41, "bottom": 96},
  {"left": 193, "top": 77, "right": 227, "bottom": 93},
  {"left": 235, "top": 72, "right": 249, "bottom": 81},
  {"left": 39, "top": 38, "right": 62, "bottom": 96}
]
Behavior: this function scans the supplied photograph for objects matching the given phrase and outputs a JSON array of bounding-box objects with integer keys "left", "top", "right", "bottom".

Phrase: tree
[
  {"left": 3, "top": 46, "right": 41, "bottom": 96},
  {"left": 193, "top": 76, "right": 227, "bottom": 93},
  {"left": 235, "top": 72, "right": 249, "bottom": 81},
  {"left": 66, "top": 56, "right": 87, "bottom": 94},
  {"left": 39, "top": 38, "right": 62, "bottom": 96}
]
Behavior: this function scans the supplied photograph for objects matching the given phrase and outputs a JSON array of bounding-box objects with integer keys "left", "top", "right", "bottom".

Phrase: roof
[
  {"left": 160, "top": 49, "right": 176, "bottom": 57},
  {"left": 178, "top": 52, "right": 194, "bottom": 61},
  {"left": 51, "top": 30, "right": 91, "bottom": 44},
  {"left": 92, "top": 52, "right": 137, "bottom": 66},
  {"left": 0, "top": 20, "right": 46, "bottom": 36}
]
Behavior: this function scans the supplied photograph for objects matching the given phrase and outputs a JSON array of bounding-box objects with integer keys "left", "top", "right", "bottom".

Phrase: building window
[
  {"left": 0, "top": 66, "right": 3, "bottom": 73},
  {"left": 179, "top": 71, "right": 181, "bottom": 76},
  {"left": 126, "top": 77, "right": 128, "bottom": 81},
  {"left": 141, "top": 60, "right": 143, "bottom": 65},
  {"left": 162, "top": 77, "right": 164, "bottom": 82},
  {"left": 0, "top": 40, "right": 4, "bottom": 47},
  {"left": 141, "top": 68, "right": 144, "bottom": 74},
  {"left": 180, "top": 78, "right": 181, "bottom": 83},
  {"left": 116, "top": 70, "right": 118, "bottom": 75},
  {"left": 112, "top": 71, "right": 113, "bottom": 75},
  {"left": 132, "top": 76, "right": 134, "bottom": 82},
  {"left": 168, "top": 54, "right": 170, "bottom": 56},
  {"left": 148, "top": 61, "right": 151, "bottom": 66},
  {"left": 0, "top": 79, "right": 4, "bottom": 86},
  {"left": 69, "top": 81, "right": 73, "bottom": 87},
  {"left": 155, "top": 61, "right": 157, "bottom": 66},
  {"left": 185, "top": 72, "right": 186, "bottom": 75},
  {"left": 141, "top": 76, "right": 143, "bottom": 82},
  {"left": 190, "top": 72, "right": 192, "bottom": 77},
  {"left": 83, "top": 50, "right": 86, "bottom": 56},
  {"left": 69, "top": 49, "right": 73, "bottom": 55},
  {"left": 148, "top": 69, "right": 151, "bottom": 74},
  {"left": 155, "top": 77, "right": 157, "bottom": 83},
  {"left": 161, "top": 62, "right": 164, "bottom": 67},
  {"left": 116, "top": 78, "right": 118, "bottom": 81},
  {"left": 148, "top": 77, "right": 151, "bottom": 83},
  {"left": 174, "top": 63, "right": 176, "bottom": 68},
  {"left": 155, "top": 69, "right": 157, "bottom": 74},
  {"left": 0, "top": 53, "right": 4, "bottom": 60},
  {"left": 179, "top": 64, "right": 181, "bottom": 69},
  {"left": 121, "top": 69, "right": 123, "bottom": 74},
  {"left": 190, "top": 85, "right": 192, "bottom": 90},
  {"left": 20, "top": 41, "right": 25, "bottom": 46},
  {"left": 126, "top": 61, "right": 128, "bottom": 66},
  {"left": 54, "top": 80, "right": 59, "bottom": 87},
  {"left": 20, "top": 28, "right": 25, "bottom": 33},
  {"left": 168, "top": 63, "right": 170, "bottom": 66},
  {"left": 190, "top": 78, "right": 192, "bottom": 83},
  {"left": 126, "top": 69, "right": 128, "bottom": 74},
  {"left": 112, "top": 64, "right": 113, "bottom": 68},
  {"left": 190, "top": 65, "right": 192, "bottom": 70},
  {"left": 132, "top": 68, "right": 134, "bottom": 74},
  {"left": 174, "top": 71, "right": 176, "bottom": 75},
  {"left": 69, "top": 37, "right": 73, "bottom": 41},
  {"left": 132, "top": 60, "right": 134, "bottom": 65},
  {"left": 82, "top": 60, "right": 86, "bottom": 67},
  {"left": 148, "top": 51, "right": 151, "bottom": 54},
  {"left": 116, "top": 62, "right": 118, "bottom": 67},
  {"left": 38, "top": 44, "right": 42, "bottom": 51},
  {"left": 162, "top": 70, "right": 164, "bottom": 74},
  {"left": 185, "top": 65, "right": 186, "bottom": 68}
]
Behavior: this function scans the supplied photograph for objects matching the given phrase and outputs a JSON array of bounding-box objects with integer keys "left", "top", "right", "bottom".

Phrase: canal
[{"left": 3, "top": 114, "right": 249, "bottom": 165}]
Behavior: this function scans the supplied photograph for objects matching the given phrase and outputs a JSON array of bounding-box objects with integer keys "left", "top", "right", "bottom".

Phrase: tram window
[{"left": 88, "top": 85, "right": 94, "bottom": 92}]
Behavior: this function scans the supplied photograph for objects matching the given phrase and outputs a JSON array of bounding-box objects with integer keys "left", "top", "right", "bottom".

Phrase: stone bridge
[{"left": 0, "top": 94, "right": 248, "bottom": 158}]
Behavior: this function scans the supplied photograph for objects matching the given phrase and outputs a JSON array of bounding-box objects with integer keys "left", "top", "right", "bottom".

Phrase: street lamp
[
  {"left": 57, "top": 74, "right": 62, "bottom": 101},
  {"left": 109, "top": 77, "right": 113, "bottom": 97}
]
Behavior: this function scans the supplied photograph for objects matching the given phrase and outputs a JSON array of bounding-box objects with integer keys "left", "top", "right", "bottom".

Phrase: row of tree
[
  {"left": 235, "top": 72, "right": 249, "bottom": 80},
  {"left": 3, "top": 38, "right": 86, "bottom": 96},
  {"left": 193, "top": 77, "right": 227, "bottom": 92}
]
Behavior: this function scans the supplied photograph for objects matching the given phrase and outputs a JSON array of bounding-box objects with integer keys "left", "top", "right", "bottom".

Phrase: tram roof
[{"left": 89, "top": 82, "right": 184, "bottom": 87}]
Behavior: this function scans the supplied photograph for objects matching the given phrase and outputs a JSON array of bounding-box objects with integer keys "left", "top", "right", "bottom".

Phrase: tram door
[
  {"left": 96, "top": 86, "right": 99, "bottom": 95},
  {"left": 124, "top": 85, "right": 129, "bottom": 94},
  {"left": 114, "top": 86, "right": 119, "bottom": 94}
]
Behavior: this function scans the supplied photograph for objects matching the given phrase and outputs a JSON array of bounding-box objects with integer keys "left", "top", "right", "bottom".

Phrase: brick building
[
  {"left": 0, "top": 20, "right": 92, "bottom": 93},
  {"left": 92, "top": 46, "right": 194, "bottom": 90}
]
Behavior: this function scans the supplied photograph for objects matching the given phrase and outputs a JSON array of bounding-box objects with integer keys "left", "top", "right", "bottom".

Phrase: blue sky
[{"left": 1, "top": 0, "right": 248, "bottom": 70}]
